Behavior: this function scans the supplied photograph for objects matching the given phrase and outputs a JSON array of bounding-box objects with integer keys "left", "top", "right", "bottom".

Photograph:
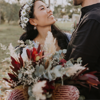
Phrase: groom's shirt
[{"left": 66, "top": 3, "right": 100, "bottom": 72}]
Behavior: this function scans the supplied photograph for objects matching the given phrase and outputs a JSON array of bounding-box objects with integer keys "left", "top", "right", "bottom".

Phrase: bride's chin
[{"left": 52, "top": 19, "right": 56, "bottom": 24}]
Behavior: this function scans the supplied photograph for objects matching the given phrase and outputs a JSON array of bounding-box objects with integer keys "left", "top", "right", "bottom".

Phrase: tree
[
  {"left": 64, "top": 0, "right": 81, "bottom": 18},
  {"left": 0, "top": 1, "right": 20, "bottom": 23},
  {"left": 53, "top": 0, "right": 81, "bottom": 18},
  {"left": 48, "top": 0, "right": 50, "bottom": 7}
]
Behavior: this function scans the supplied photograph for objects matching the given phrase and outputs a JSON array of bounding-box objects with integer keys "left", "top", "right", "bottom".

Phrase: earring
[
  {"left": 34, "top": 26, "right": 36, "bottom": 30},
  {"left": 34, "top": 24, "right": 37, "bottom": 30}
]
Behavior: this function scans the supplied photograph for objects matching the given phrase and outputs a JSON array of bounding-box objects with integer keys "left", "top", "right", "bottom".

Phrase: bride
[{"left": 19, "top": 0, "right": 71, "bottom": 53}]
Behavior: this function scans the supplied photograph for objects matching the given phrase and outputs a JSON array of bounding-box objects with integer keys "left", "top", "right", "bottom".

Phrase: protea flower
[
  {"left": 3, "top": 55, "right": 23, "bottom": 88},
  {"left": 51, "top": 85, "right": 80, "bottom": 100},
  {"left": 59, "top": 59, "right": 67, "bottom": 66},
  {"left": 26, "top": 45, "right": 43, "bottom": 62},
  {"left": 74, "top": 68, "right": 100, "bottom": 89},
  {"left": 7, "top": 85, "right": 28, "bottom": 100}
]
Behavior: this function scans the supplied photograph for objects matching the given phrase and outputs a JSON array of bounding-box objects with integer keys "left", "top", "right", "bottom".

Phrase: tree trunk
[
  {"left": 0, "top": 11, "right": 1, "bottom": 24},
  {"left": 49, "top": 0, "right": 50, "bottom": 7}
]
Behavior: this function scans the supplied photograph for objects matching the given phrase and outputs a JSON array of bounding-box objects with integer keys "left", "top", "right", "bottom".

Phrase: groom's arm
[{"left": 68, "top": 19, "right": 100, "bottom": 71}]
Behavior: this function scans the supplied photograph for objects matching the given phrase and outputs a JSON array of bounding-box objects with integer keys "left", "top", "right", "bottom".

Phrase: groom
[{"left": 66, "top": 0, "right": 100, "bottom": 99}]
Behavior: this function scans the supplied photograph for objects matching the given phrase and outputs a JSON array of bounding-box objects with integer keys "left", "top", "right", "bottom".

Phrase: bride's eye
[
  {"left": 47, "top": 6, "right": 49, "bottom": 8},
  {"left": 41, "top": 7, "right": 44, "bottom": 10}
]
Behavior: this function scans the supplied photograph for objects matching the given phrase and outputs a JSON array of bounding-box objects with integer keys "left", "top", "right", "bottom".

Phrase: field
[{"left": 0, "top": 22, "right": 73, "bottom": 99}]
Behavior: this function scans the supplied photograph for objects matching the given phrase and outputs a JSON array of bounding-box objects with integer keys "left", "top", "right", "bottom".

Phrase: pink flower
[
  {"left": 52, "top": 85, "right": 80, "bottom": 100},
  {"left": 7, "top": 85, "right": 28, "bottom": 100}
]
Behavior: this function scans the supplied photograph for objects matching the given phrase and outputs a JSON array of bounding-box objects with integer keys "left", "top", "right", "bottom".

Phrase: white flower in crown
[
  {"left": 21, "top": 9, "right": 26, "bottom": 16},
  {"left": 23, "top": 4, "right": 29, "bottom": 10},
  {"left": 21, "top": 23, "right": 26, "bottom": 29},
  {"left": 27, "top": 0, "right": 33, "bottom": 5},
  {"left": 23, "top": 17, "right": 29, "bottom": 23},
  {"left": 20, "top": 16, "right": 23, "bottom": 21},
  {"left": 27, "top": 7, "right": 31, "bottom": 12}
]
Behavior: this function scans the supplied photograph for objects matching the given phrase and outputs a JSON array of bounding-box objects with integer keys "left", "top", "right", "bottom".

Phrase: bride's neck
[{"left": 37, "top": 26, "right": 51, "bottom": 40}]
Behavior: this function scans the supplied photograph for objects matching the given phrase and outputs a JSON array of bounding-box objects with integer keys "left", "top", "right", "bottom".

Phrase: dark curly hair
[{"left": 19, "top": 0, "right": 69, "bottom": 49}]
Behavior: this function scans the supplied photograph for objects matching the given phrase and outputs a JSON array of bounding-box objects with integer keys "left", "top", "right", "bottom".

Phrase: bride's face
[{"left": 31, "top": 1, "right": 56, "bottom": 27}]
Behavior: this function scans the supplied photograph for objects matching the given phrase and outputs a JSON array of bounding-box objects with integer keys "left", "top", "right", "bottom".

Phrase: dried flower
[
  {"left": 65, "top": 64, "right": 85, "bottom": 77},
  {"left": 32, "top": 81, "right": 46, "bottom": 100},
  {"left": 44, "top": 31, "right": 56, "bottom": 55}
]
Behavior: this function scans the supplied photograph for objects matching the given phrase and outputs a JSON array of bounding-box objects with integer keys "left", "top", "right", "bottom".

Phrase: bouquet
[{"left": 3, "top": 32, "right": 100, "bottom": 100}]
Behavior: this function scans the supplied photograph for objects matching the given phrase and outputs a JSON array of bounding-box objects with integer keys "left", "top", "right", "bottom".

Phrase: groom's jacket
[
  {"left": 66, "top": 3, "right": 100, "bottom": 72},
  {"left": 66, "top": 3, "right": 100, "bottom": 99}
]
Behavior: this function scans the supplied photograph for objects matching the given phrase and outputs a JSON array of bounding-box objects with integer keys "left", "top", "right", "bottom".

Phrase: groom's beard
[{"left": 73, "top": 0, "right": 83, "bottom": 5}]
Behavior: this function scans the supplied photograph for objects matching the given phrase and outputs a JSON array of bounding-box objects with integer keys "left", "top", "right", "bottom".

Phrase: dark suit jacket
[{"left": 66, "top": 3, "right": 100, "bottom": 99}]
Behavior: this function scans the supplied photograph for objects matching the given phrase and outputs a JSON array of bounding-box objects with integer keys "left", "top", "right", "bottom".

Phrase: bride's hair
[{"left": 19, "top": 0, "right": 69, "bottom": 49}]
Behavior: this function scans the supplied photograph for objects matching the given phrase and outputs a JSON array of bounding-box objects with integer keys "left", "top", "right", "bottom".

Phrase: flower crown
[{"left": 20, "top": 0, "right": 35, "bottom": 30}]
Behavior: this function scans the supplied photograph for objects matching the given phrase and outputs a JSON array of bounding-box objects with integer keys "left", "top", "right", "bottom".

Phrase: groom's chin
[{"left": 73, "top": 0, "right": 82, "bottom": 6}]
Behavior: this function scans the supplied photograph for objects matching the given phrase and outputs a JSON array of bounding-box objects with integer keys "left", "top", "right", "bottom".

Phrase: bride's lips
[{"left": 48, "top": 14, "right": 54, "bottom": 18}]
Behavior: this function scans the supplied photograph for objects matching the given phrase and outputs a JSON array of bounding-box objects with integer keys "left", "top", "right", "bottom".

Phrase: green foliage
[
  {"left": 64, "top": 0, "right": 81, "bottom": 18},
  {"left": 53, "top": 0, "right": 81, "bottom": 18},
  {"left": 0, "top": 1, "right": 21, "bottom": 23},
  {"left": 53, "top": 5, "right": 63, "bottom": 18}
]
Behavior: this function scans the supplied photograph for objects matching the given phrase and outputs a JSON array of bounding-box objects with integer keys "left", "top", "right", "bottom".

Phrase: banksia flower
[
  {"left": 7, "top": 85, "right": 29, "bottom": 100},
  {"left": 52, "top": 85, "right": 80, "bottom": 100}
]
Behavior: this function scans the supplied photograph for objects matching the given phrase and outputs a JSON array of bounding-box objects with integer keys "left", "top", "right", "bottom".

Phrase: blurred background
[{"left": 0, "top": 0, "right": 81, "bottom": 99}]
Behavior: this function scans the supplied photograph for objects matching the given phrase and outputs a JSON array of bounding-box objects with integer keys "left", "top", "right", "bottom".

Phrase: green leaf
[
  {"left": 62, "top": 49, "right": 67, "bottom": 54},
  {"left": 35, "top": 64, "right": 45, "bottom": 77},
  {"left": 28, "top": 86, "right": 33, "bottom": 97},
  {"left": 65, "top": 60, "right": 73, "bottom": 67},
  {"left": 29, "top": 96, "right": 36, "bottom": 100},
  {"left": 58, "top": 50, "right": 62, "bottom": 54},
  {"left": 77, "top": 57, "right": 82, "bottom": 63},
  {"left": 25, "top": 40, "right": 32, "bottom": 45},
  {"left": 78, "top": 95, "right": 85, "bottom": 100},
  {"left": 18, "top": 73, "right": 22, "bottom": 79}
]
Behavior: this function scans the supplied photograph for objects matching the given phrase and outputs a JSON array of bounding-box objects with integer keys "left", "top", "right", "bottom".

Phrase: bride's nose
[{"left": 47, "top": 7, "right": 52, "bottom": 13}]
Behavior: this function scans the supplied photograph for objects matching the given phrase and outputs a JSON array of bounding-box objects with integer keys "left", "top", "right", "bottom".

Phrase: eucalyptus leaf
[
  {"left": 35, "top": 65, "right": 45, "bottom": 77},
  {"left": 48, "top": 71, "right": 53, "bottom": 81},
  {"left": 78, "top": 95, "right": 85, "bottom": 100},
  {"left": 46, "top": 94, "right": 52, "bottom": 98},
  {"left": 25, "top": 40, "right": 32, "bottom": 45},
  {"left": 65, "top": 60, "right": 73, "bottom": 67},
  {"left": 28, "top": 86, "right": 33, "bottom": 96},
  {"left": 77, "top": 57, "right": 82, "bottom": 63},
  {"left": 59, "top": 50, "right": 62, "bottom": 54},
  {"left": 43, "top": 72, "right": 48, "bottom": 79},
  {"left": 18, "top": 73, "right": 22, "bottom": 79},
  {"left": 29, "top": 96, "right": 36, "bottom": 100},
  {"left": 51, "top": 67, "right": 62, "bottom": 78},
  {"left": 63, "top": 49, "right": 67, "bottom": 54},
  {"left": 55, "top": 65, "right": 62, "bottom": 69}
]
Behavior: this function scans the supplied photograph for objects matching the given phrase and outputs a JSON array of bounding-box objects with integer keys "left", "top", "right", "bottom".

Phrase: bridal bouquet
[{"left": 3, "top": 32, "right": 100, "bottom": 100}]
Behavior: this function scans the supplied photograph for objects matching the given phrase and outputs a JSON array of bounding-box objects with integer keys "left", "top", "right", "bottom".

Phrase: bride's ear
[{"left": 29, "top": 18, "right": 37, "bottom": 26}]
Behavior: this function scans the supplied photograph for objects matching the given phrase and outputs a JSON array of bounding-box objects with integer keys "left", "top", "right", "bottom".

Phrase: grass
[
  {"left": 0, "top": 23, "right": 23, "bottom": 99},
  {"left": 55, "top": 21, "right": 74, "bottom": 32},
  {"left": 0, "top": 22, "right": 73, "bottom": 99}
]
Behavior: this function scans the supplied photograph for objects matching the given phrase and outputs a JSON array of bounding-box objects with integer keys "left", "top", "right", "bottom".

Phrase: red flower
[
  {"left": 59, "top": 59, "right": 67, "bottom": 66},
  {"left": 74, "top": 70, "right": 100, "bottom": 89},
  {"left": 26, "top": 45, "right": 43, "bottom": 62},
  {"left": 42, "top": 81, "right": 55, "bottom": 94},
  {"left": 3, "top": 55, "right": 23, "bottom": 86}
]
